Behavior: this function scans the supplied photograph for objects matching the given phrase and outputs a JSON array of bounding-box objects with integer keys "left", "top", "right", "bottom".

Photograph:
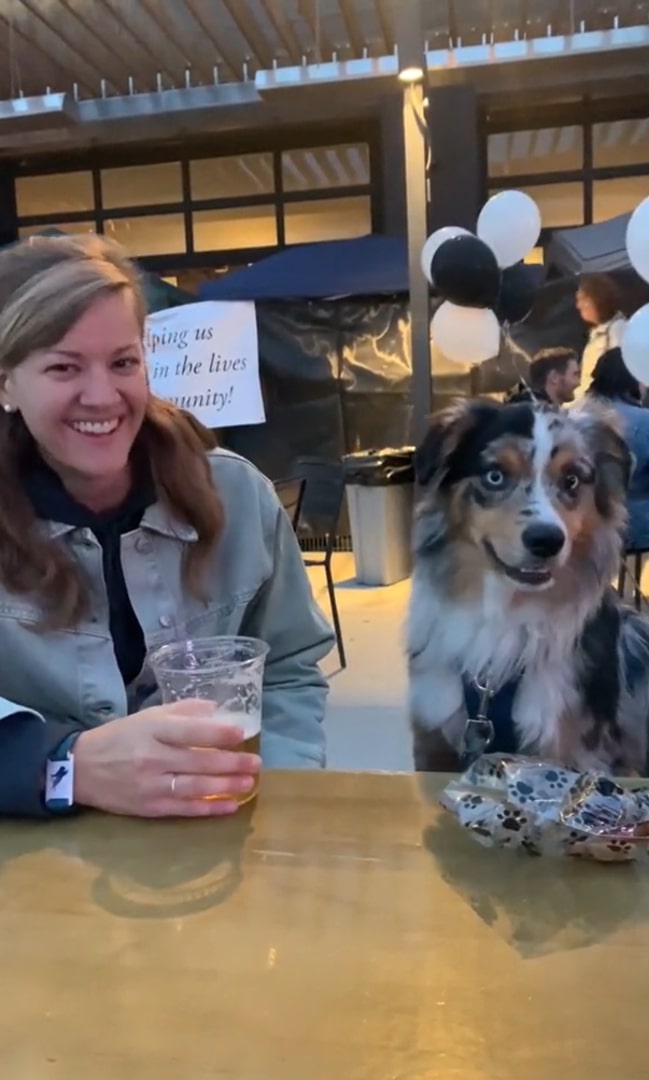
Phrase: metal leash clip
[{"left": 461, "top": 677, "right": 495, "bottom": 768}]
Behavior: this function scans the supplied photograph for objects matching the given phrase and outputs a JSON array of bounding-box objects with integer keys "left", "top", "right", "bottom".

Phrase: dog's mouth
[{"left": 483, "top": 540, "right": 554, "bottom": 588}]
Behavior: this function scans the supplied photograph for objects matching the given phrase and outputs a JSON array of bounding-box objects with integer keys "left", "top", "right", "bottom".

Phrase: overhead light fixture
[
  {"left": 398, "top": 64, "right": 424, "bottom": 84},
  {"left": 396, "top": 3, "right": 426, "bottom": 84}
]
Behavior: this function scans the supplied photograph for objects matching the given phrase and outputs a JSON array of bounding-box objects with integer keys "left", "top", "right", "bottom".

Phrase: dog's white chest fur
[{"left": 408, "top": 569, "right": 583, "bottom": 754}]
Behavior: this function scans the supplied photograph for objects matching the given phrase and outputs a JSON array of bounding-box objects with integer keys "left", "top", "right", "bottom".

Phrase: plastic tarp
[
  {"left": 223, "top": 298, "right": 414, "bottom": 480},
  {"left": 197, "top": 235, "right": 409, "bottom": 300},
  {"left": 547, "top": 214, "right": 632, "bottom": 275}
]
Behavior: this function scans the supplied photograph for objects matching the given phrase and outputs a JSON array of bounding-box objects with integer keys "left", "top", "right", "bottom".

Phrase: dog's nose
[{"left": 521, "top": 523, "right": 565, "bottom": 558}]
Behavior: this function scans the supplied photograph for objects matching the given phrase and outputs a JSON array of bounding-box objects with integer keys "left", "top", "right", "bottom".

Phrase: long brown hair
[{"left": 0, "top": 234, "right": 223, "bottom": 629}]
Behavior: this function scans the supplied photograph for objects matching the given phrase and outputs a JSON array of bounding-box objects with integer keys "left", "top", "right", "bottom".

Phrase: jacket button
[
  {"left": 135, "top": 535, "right": 152, "bottom": 555},
  {"left": 159, "top": 614, "right": 172, "bottom": 628}
]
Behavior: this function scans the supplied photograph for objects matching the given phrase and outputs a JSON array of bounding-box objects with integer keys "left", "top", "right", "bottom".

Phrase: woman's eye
[
  {"left": 46, "top": 363, "right": 76, "bottom": 375},
  {"left": 483, "top": 468, "right": 506, "bottom": 488},
  {"left": 562, "top": 473, "right": 580, "bottom": 493},
  {"left": 113, "top": 356, "right": 140, "bottom": 370}
]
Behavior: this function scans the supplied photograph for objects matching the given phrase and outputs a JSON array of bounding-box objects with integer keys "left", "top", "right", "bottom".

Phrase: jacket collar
[
  {"left": 25, "top": 451, "right": 198, "bottom": 544},
  {"left": 45, "top": 505, "right": 198, "bottom": 543}
]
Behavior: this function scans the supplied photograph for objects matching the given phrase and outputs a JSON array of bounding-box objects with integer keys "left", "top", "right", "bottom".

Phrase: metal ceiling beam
[
  {"left": 0, "top": 82, "right": 261, "bottom": 154},
  {"left": 218, "top": 0, "right": 276, "bottom": 69},
  {"left": 338, "top": 0, "right": 365, "bottom": 56},
  {"left": 182, "top": 0, "right": 246, "bottom": 81},
  {"left": 256, "top": 23, "right": 649, "bottom": 94},
  {"left": 54, "top": 0, "right": 148, "bottom": 90},
  {"left": 258, "top": 0, "right": 304, "bottom": 64},
  {"left": 447, "top": 0, "right": 459, "bottom": 43},
  {"left": 2, "top": 0, "right": 99, "bottom": 95},
  {"left": 298, "top": 0, "right": 334, "bottom": 61},
  {"left": 373, "top": 0, "right": 395, "bottom": 52},
  {"left": 0, "top": 18, "right": 72, "bottom": 99},
  {"left": 93, "top": 0, "right": 184, "bottom": 88},
  {"left": 136, "top": 0, "right": 224, "bottom": 86},
  {"left": 0, "top": 92, "right": 80, "bottom": 132}
]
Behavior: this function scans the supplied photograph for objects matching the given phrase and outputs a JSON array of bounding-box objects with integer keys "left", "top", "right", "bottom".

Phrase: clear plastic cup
[{"left": 149, "top": 636, "right": 269, "bottom": 805}]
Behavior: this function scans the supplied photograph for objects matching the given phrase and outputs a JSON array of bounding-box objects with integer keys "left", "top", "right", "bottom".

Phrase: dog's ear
[
  {"left": 594, "top": 426, "right": 633, "bottom": 509},
  {"left": 573, "top": 398, "right": 633, "bottom": 508},
  {"left": 415, "top": 400, "right": 476, "bottom": 488}
]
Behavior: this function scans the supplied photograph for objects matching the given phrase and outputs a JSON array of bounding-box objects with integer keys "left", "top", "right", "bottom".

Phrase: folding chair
[
  {"left": 296, "top": 457, "right": 347, "bottom": 670},
  {"left": 274, "top": 476, "right": 306, "bottom": 533}
]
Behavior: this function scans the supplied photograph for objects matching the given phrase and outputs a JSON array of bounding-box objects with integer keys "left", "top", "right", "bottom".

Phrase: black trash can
[{"left": 343, "top": 447, "right": 415, "bottom": 586}]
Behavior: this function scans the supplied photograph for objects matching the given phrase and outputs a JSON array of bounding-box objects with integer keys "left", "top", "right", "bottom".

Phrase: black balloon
[
  {"left": 495, "top": 262, "right": 538, "bottom": 325},
  {"left": 430, "top": 235, "right": 501, "bottom": 308}
]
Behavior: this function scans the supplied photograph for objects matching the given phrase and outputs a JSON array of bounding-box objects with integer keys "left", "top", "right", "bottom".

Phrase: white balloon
[
  {"left": 431, "top": 301, "right": 500, "bottom": 366},
  {"left": 626, "top": 198, "right": 649, "bottom": 285},
  {"left": 622, "top": 303, "right": 649, "bottom": 383},
  {"left": 420, "top": 226, "right": 471, "bottom": 283},
  {"left": 477, "top": 191, "right": 542, "bottom": 269}
]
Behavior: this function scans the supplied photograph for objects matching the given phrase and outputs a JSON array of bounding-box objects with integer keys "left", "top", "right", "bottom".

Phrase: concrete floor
[{"left": 306, "top": 554, "right": 413, "bottom": 773}]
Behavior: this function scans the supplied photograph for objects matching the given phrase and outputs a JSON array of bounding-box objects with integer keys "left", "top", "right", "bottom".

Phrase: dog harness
[{"left": 462, "top": 676, "right": 520, "bottom": 767}]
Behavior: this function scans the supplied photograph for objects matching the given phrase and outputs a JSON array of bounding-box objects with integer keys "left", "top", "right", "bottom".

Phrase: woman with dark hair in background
[
  {"left": 588, "top": 346, "right": 649, "bottom": 550},
  {"left": 575, "top": 273, "right": 627, "bottom": 399}
]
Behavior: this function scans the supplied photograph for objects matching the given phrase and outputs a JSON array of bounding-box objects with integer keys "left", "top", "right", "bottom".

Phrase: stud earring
[{"left": 3, "top": 404, "right": 13, "bottom": 413}]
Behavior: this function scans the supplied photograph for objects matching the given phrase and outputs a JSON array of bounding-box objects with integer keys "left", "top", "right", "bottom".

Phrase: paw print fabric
[{"left": 440, "top": 754, "right": 649, "bottom": 863}]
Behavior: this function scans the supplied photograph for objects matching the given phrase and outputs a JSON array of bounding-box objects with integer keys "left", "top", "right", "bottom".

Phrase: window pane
[
  {"left": 284, "top": 195, "right": 372, "bottom": 244},
  {"left": 190, "top": 154, "right": 275, "bottom": 200},
  {"left": 282, "top": 144, "right": 370, "bottom": 192},
  {"left": 16, "top": 172, "right": 94, "bottom": 217},
  {"left": 192, "top": 205, "right": 278, "bottom": 252},
  {"left": 18, "top": 221, "right": 96, "bottom": 239},
  {"left": 104, "top": 214, "right": 186, "bottom": 256},
  {"left": 525, "top": 246, "right": 544, "bottom": 265},
  {"left": 101, "top": 163, "right": 182, "bottom": 209},
  {"left": 593, "top": 119, "right": 649, "bottom": 168},
  {"left": 593, "top": 176, "right": 649, "bottom": 222},
  {"left": 488, "top": 127, "right": 583, "bottom": 178},
  {"left": 490, "top": 183, "right": 583, "bottom": 228}
]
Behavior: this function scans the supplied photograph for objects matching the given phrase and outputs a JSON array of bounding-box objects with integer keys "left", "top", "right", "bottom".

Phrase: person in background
[
  {"left": 587, "top": 346, "right": 649, "bottom": 551},
  {"left": 505, "top": 347, "right": 581, "bottom": 406},
  {"left": 575, "top": 273, "right": 627, "bottom": 399},
  {"left": 0, "top": 234, "right": 334, "bottom": 820}
]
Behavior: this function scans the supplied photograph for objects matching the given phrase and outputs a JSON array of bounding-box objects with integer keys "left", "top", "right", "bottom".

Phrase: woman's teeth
[{"left": 71, "top": 419, "right": 120, "bottom": 435}]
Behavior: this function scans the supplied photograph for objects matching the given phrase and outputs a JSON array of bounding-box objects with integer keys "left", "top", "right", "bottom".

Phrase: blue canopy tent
[{"left": 198, "top": 235, "right": 409, "bottom": 302}]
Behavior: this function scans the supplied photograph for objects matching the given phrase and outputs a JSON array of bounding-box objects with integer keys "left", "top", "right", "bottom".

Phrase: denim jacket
[{"left": 0, "top": 449, "right": 334, "bottom": 816}]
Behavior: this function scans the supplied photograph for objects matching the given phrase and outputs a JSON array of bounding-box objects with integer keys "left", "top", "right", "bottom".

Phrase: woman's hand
[{"left": 72, "top": 700, "right": 261, "bottom": 818}]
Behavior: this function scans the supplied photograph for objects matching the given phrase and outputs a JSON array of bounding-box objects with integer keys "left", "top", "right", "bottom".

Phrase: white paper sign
[{"left": 144, "top": 301, "right": 265, "bottom": 428}]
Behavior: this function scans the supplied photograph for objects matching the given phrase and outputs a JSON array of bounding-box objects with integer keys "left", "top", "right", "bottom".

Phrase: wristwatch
[{"left": 45, "top": 732, "right": 82, "bottom": 814}]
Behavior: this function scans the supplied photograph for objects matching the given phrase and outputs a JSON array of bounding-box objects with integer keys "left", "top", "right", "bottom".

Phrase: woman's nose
[{"left": 78, "top": 370, "right": 122, "bottom": 405}]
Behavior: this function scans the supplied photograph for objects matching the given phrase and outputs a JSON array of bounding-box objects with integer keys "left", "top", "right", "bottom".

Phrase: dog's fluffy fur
[{"left": 407, "top": 397, "right": 649, "bottom": 776}]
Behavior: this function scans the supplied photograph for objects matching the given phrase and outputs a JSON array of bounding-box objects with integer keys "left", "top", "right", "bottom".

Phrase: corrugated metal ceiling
[{"left": 0, "top": 0, "right": 647, "bottom": 99}]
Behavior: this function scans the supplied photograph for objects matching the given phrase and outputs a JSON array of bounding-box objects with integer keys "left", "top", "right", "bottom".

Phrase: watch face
[{"left": 46, "top": 742, "right": 77, "bottom": 811}]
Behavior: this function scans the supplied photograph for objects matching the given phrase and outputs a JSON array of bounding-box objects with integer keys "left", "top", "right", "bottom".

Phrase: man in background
[{"left": 505, "top": 347, "right": 581, "bottom": 406}]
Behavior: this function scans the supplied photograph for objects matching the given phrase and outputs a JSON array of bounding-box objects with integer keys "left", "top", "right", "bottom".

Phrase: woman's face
[
  {"left": 2, "top": 291, "right": 149, "bottom": 494},
  {"left": 576, "top": 288, "right": 599, "bottom": 326}
]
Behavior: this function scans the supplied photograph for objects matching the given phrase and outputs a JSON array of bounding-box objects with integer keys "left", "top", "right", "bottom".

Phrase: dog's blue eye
[{"left": 483, "top": 468, "right": 506, "bottom": 488}]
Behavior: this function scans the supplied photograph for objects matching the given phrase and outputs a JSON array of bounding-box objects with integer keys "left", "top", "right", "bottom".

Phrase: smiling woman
[{"left": 0, "top": 235, "right": 334, "bottom": 820}]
